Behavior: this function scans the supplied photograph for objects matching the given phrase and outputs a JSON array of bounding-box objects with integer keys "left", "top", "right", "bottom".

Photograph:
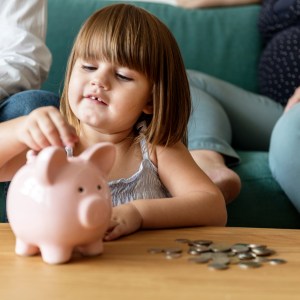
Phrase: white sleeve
[{"left": 0, "top": 0, "right": 51, "bottom": 101}]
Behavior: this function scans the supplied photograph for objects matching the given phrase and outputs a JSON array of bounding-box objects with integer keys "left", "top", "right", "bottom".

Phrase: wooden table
[{"left": 1, "top": 224, "right": 300, "bottom": 300}]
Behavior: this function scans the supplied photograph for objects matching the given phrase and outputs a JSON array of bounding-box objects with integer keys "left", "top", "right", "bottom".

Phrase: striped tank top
[{"left": 108, "top": 137, "right": 171, "bottom": 207}]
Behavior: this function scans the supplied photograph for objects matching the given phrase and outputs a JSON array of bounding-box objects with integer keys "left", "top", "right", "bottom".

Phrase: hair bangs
[{"left": 73, "top": 6, "right": 155, "bottom": 79}]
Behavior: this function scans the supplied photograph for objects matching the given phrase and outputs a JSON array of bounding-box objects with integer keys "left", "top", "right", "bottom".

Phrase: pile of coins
[{"left": 147, "top": 238, "right": 286, "bottom": 270}]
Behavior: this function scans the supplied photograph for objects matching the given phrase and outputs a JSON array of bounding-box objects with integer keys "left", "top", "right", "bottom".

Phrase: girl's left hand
[{"left": 104, "top": 203, "right": 143, "bottom": 241}]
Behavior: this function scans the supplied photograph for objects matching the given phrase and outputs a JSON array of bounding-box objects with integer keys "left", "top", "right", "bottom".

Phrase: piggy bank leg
[
  {"left": 39, "top": 245, "right": 73, "bottom": 264},
  {"left": 77, "top": 238, "right": 103, "bottom": 257},
  {"left": 15, "top": 238, "right": 39, "bottom": 256}
]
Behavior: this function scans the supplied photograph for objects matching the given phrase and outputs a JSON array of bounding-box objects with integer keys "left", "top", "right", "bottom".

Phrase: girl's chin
[{"left": 78, "top": 113, "right": 101, "bottom": 127}]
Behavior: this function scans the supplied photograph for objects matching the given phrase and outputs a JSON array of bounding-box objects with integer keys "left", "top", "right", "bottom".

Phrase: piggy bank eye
[
  {"left": 78, "top": 187, "right": 84, "bottom": 193},
  {"left": 97, "top": 185, "right": 101, "bottom": 190}
]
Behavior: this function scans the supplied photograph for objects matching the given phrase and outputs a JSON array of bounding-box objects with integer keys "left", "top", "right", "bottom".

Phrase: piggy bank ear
[
  {"left": 36, "top": 146, "right": 68, "bottom": 185},
  {"left": 80, "top": 143, "right": 116, "bottom": 176}
]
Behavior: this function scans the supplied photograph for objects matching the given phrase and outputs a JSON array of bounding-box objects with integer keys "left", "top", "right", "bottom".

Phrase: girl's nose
[
  {"left": 91, "top": 79, "right": 104, "bottom": 88},
  {"left": 90, "top": 75, "right": 109, "bottom": 90},
  {"left": 90, "top": 65, "right": 110, "bottom": 90}
]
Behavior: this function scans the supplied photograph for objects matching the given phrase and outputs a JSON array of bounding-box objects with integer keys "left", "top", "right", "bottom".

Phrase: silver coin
[
  {"left": 147, "top": 247, "right": 165, "bottom": 254},
  {"left": 211, "top": 252, "right": 228, "bottom": 259},
  {"left": 238, "top": 252, "right": 256, "bottom": 260},
  {"left": 208, "top": 262, "right": 229, "bottom": 270},
  {"left": 231, "top": 244, "right": 249, "bottom": 254},
  {"left": 226, "top": 251, "right": 236, "bottom": 257},
  {"left": 267, "top": 258, "right": 287, "bottom": 265},
  {"left": 188, "top": 256, "right": 211, "bottom": 264},
  {"left": 165, "top": 253, "right": 182, "bottom": 259},
  {"left": 238, "top": 261, "right": 262, "bottom": 269},
  {"left": 251, "top": 248, "right": 275, "bottom": 257},
  {"left": 229, "top": 256, "right": 240, "bottom": 265},
  {"left": 192, "top": 240, "right": 213, "bottom": 246},
  {"left": 200, "top": 252, "right": 213, "bottom": 260},
  {"left": 253, "top": 256, "right": 269, "bottom": 263},
  {"left": 165, "top": 247, "right": 183, "bottom": 255},
  {"left": 190, "top": 245, "right": 211, "bottom": 253},
  {"left": 248, "top": 244, "right": 267, "bottom": 250},
  {"left": 212, "top": 255, "right": 230, "bottom": 265},
  {"left": 210, "top": 243, "right": 232, "bottom": 253},
  {"left": 187, "top": 248, "right": 201, "bottom": 255}
]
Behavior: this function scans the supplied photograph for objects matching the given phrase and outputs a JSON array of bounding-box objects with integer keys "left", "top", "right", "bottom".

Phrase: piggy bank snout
[{"left": 79, "top": 196, "right": 111, "bottom": 229}]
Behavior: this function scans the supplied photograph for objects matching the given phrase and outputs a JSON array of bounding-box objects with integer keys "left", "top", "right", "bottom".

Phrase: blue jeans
[
  {"left": 269, "top": 103, "right": 300, "bottom": 212},
  {"left": 187, "top": 70, "right": 283, "bottom": 165},
  {"left": 187, "top": 70, "right": 300, "bottom": 213},
  {"left": 0, "top": 90, "right": 60, "bottom": 222},
  {"left": 0, "top": 90, "right": 59, "bottom": 121}
]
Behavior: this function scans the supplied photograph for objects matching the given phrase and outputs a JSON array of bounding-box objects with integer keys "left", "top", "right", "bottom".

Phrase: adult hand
[{"left": 284, "top": 86, "right": 300, "bottom": 113}]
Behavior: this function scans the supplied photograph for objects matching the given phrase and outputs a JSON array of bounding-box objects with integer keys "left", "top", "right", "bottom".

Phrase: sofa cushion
[{"left": 228, "top": 151, "right": 300, "bottom": 228}]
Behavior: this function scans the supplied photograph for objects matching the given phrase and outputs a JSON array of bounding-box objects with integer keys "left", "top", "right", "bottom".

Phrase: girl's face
[{"left": 68, "top": 58, "right": 153, "bottom": 137}]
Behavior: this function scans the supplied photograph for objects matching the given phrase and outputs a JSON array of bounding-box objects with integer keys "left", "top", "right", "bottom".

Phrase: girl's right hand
[{"left": 17, "top": 106, "right": 78, "bottom": 151}]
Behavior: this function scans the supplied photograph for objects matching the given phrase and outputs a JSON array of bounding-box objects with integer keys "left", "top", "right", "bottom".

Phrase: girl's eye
[
  {"left": 81, "top": 65, "right": 97, "bottom": 71},
  {"left": 116, "top": 73, "right": 132, "bottom": 81}
]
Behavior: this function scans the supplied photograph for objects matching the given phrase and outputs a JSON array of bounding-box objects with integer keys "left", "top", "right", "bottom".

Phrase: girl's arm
[
  {"left": 0, "top": 106, "right": 78, "bottom": 181},
  {"left": 176, "top": 0, "right": 261, "bottom": 8},
  {"left": 105, "top": 141, "right": 227, "bottom": 241},
  {"left": 0, "top": 116, "right": 29, "bottom": 181}
]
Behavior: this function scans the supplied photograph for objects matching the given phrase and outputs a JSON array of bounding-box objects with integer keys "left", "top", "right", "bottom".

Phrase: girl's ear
[{"left": 143, "top": 99, "right": 153, "bottom": 115}]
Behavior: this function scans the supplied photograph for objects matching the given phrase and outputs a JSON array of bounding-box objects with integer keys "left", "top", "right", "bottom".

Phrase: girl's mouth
[{"left": 87, "top": 95, "right": 107, "bottom": 105}]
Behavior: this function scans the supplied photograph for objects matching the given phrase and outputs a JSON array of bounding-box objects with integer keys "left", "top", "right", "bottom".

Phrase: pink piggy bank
[{"left": 7, "top": 143, "right": 115, "bottom": 264}]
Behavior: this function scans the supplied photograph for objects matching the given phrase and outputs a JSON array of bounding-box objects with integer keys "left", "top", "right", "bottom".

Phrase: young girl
[{"left": 0, "top": 3, "right": 226, "bottom": 239}]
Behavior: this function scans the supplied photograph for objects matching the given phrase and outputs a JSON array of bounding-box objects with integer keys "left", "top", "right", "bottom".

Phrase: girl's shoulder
[{"left": 149, "top": 141, "right": 189, "bottom": 166}]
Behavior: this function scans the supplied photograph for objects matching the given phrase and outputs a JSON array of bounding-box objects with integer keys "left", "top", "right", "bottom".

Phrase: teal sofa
[{"left": 1, "top": 0, "right": 299, "bottom": 227}]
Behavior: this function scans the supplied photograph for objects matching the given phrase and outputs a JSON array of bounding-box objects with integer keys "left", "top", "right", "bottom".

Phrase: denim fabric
[
  {"left": 187, "top": 70, "right": 283, "bottom": 165},
  {"left": 269, "top": 103, "right": 300, "bottom": 212},
  {"left": 0, "top": 90, "right": 60, "bottom": 222},
  {"left": 0, "top": 90, "right": 59, "bottom": 122}
]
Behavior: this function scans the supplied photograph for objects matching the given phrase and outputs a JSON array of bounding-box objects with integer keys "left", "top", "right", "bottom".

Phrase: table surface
[{"left": 1, "top": 224, "right": 300, "bottom": 300}]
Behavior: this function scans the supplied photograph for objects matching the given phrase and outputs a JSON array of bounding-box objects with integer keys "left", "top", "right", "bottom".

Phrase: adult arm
[
  {"left": 176, "top": 0, "right": 261, "bottom": 8},
  {"left": 0, "top": 0, "right": 51, "bottom": 101},
  {"left": 284, "top": 87, "right": 300, "bottom": 113}
]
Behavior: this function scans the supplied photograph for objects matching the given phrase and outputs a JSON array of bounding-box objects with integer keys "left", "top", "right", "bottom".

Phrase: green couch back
[{"left": 44, "top": 0, "right": 262, "bottom": 95}]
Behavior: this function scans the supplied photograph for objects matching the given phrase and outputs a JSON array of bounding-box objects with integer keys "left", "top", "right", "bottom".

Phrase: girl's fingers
[
  {"left": 104, "top": 225, "right": 122, "bottom": 241},
  {"left": 24, "top": 107, "right": 78, "bottom": 149},
  {"left": 27, "top": 121, "right": 53, "bottom": 150},
  {"left": 48, "top": 109, "right": 78, "bottom": 146},
  {"left": 21, "top": 130, "right": 42, "bottom": 151},
  {"left": 34, "top": 115, "right": 63, "bottom": 147}
]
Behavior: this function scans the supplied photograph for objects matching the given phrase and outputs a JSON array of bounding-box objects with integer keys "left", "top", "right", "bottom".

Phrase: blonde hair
[{"left": 60, "top": 3, "right": 190, "bottom": 147}]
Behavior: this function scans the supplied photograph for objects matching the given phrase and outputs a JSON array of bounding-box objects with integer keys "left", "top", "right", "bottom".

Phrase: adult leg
[
  {"left": 0, "top": 89, "right": 59, "bottom": 122},
  {"left": 188, "top": 81, "right": 241, "bottom": 203},
  {"left": 187, "top": 70, "right": 283, "bottom": 150},
  {"left": 187, "top": 70, "right": 283, "bottom": 203},
  {"left": 269, "top": 103, "right": 300, "bottom": 212}
]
